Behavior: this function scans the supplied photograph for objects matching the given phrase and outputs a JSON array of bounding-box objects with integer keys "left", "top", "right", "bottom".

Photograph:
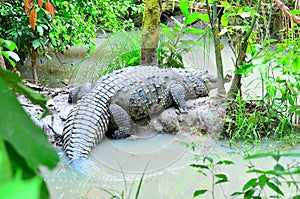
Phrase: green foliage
[
  {"left": 231, "top": 151, "right": 300, "bottom": 198},
  {"left": 158, "top": 0, "right": 208, "bottom": 68},
  {"left": 0, "top": 38, "right": 20, "bottom": 67},
  {"left": 96, "top": 0, "right": 144, "bottom": 32},
  {"left": 221, "top": 0, "right": 300, "bottom": 141},
  {"left": 0, "top": 0, "right": 143, "bottom": 80},
  {"left": 190, "top": 147, "right": 233, "bottom": 198},
  {"left": 95, "top": 31, "right": 141, "bottom": 77},
  {"left": 0, "top": 68, "right": 59, "bottom": 198},
  {"left": 191, "top": 143, "right": 300, "bottom": 199},
  {"left": 100, "top": 172, "right": 145, "bottom": 199},
  {"left": 224, "top": 94, "right": 280, "bottom": 142},
  {"left": 232, "top": 31, "right": 300, "bottom": 139}
]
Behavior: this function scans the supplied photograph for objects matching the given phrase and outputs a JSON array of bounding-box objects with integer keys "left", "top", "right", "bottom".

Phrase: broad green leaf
[
  {"left": 0, "top": 175, "right": 42, "bottom": 199},
  {"left": 267, "top": 182, "right": 284, "bottom": 196},
  {"left": 220, "top": 1, "right": 232, "bottom": 11},
  {"left": 243, "top": 178, "right": 257, "bottom": 191},
  {"left": 184, "top": 12, "right": 200, "bottom": 26},
  {"left": 235, "top": 62, "right": 255, "bottom": 76},
  {"left": 193, "top": 189, "right": 207, "bottom": 197},
  {"left": 0, "top": 71, "right": 58, "bottom": 170},
  {"left": 258, "top": 174, "right": 268, "bottom": 189},
  {"left": 292, "top": 195, "right": 300, "bottom": 199},
  {"left": 183, "top": 28, "right": 206, "bottom": 35},
  {"left": 221, "top": 12, "right": 230, "bottom": 26},
  {"left": 180, "top": 0, "right": 189, "bottom": 18},
  {"left": 198, "top": 14, "right": 210, "bottom": 22},
  {"left": 0, "top": 138, "right": 13, "bottom": 185},
  {"left": 1, "top": 52, "right": 16, "bottom": 67},
  {"left": 3, "top": 40, "right": 17, "bottom": 51},
  {"left": 0, "top": 69, "right": 49, "bottom": 116}
]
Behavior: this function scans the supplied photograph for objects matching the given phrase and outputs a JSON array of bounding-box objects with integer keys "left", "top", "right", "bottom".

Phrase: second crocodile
[{"left": 63, "top": 65, "right": 218, "bottom": 161}]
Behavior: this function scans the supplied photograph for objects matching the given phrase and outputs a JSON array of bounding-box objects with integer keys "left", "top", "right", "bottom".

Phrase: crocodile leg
[
  {"left": 68, "top": 83, "right": 93, "bottom": 104},
  {"left": 170, "top": 84, "right": 190, "bottom": 114},
  {"left": 108, "top": 103, "right": 132, "bottom": 139}
]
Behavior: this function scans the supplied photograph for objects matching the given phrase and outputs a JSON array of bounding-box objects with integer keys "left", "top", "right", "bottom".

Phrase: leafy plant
[
  {"left": 233, "top": 29, "right": 300, "bottom": 139},
  {"left": 190, "top": 153, "right": 234, "bottom": 198},
  {"left": 223, "top": 94, "right": 279, "bottom": 142},
  {"left": 0, "top": 68, "right": 59, "bottom": 198},
  {"left": 158, "top": 0, "right": 209, "bottom": 68},
  {"left": 231, "top": 151, "right": 300, "bottom": 198},
  {"left": 101, "top": 172, "right": 145, "bottom": 199},
  {"left": 94, "top": 31, "right": 142, "bottom": 77},
  {"left": 0, "top": 43, "right": 58, "bottom": 198},
  {"left": 0, "top": 38, "right": 20, "bottom": 68}
]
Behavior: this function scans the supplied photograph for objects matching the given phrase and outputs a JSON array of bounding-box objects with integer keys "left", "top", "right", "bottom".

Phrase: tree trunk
[
  {"left": 140, "top": 0, "right": 162, "bottom": 66},
  {"left": 31, "top": 49, "right": 38, "bottom": 83},
  {"left": 0, "top": 55, "right": 6, "bottom": 70},
  {"left": 207, "top": 0, "right": 226, "bottom": 96},
  {"left": 227, "top": 0, "right": 261, "bottom": 99}
]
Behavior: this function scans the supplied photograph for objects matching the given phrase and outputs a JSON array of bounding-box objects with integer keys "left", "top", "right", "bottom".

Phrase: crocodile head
[{"left": 181, "top": 69, "right": 218, "bottom": 98}]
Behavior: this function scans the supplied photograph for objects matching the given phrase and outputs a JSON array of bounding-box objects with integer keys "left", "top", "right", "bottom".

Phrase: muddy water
[
  {"left": 28, "top": 32, "right": 299, "bottom": 198},
  {"left": 41, "top": 137, "right": 300, "bottom": 199}
]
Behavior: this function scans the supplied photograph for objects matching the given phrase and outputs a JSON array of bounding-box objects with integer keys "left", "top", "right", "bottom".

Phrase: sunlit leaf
[
  {"left": 198, "top": 14, "right": 210, "bottom": 22},
  {"left": 29, "top": 8, "right": 37, "bottom": 30},
  {"left": 180, "top": 0, "right": 189, "bottom": 18},
  {"left": 184, "top": 12, "right": 200, "bottom": 26},
  {"left": 0, "top": 175, "right": 42, "bottom": 199},
  {"left": 0, "top": 139, "right": 13, "bottom": 186},
  {"left": 183, "top": 28, "right": 206, "bottom": 35},
  {"left": 1, "top": 52, "right": 16, "bottom": 67},
  {"left": 3, "top": 40, "right": 17, "bottom": 51},
  {"left": 0, "top": 70, "right": 58, "bottom": 170}
]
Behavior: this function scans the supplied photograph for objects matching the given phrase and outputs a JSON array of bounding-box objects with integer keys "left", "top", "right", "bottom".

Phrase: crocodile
[{"left": 62, "top": 65, "right": 218, "bottom": 161}]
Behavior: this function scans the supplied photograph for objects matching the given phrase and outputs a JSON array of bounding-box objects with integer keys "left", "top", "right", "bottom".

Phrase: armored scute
[{"left": 62, "top": 66, "right": 217, "bottom": 160}]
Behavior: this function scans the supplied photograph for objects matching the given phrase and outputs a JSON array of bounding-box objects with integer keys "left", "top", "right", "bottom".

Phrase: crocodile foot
[{"left": 108, "top": 130, "right": 131, "bottom": 139}]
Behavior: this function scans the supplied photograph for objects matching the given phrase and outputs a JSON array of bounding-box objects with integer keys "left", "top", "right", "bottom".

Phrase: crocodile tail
[{"left": 62, "top": 84, "right": 114, "bottom": 160}]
